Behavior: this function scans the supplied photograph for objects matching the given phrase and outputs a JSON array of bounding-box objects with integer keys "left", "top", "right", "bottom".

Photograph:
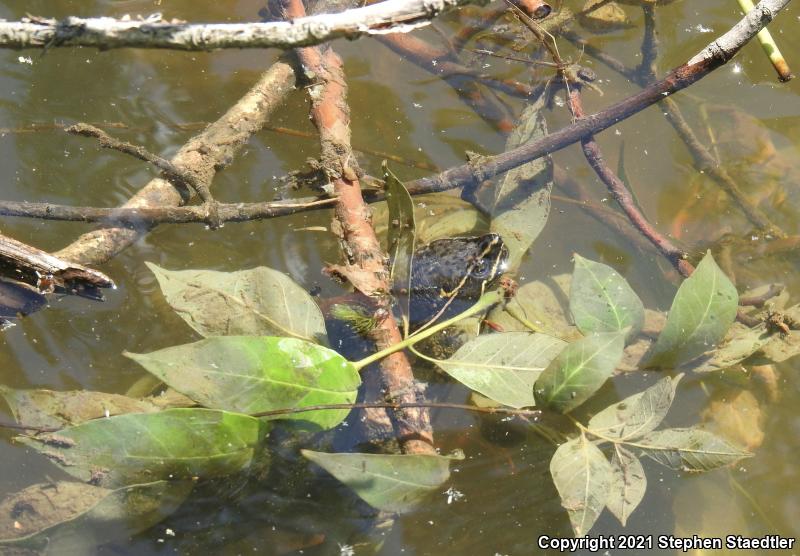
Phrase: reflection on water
[{"left": 0, "top": 0, "right": 798, "bottom": 553}]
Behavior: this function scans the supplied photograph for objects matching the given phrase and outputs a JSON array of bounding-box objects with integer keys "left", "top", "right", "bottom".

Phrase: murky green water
[{"left": 0, "top": 0, "right": 799, "bottom": 554}]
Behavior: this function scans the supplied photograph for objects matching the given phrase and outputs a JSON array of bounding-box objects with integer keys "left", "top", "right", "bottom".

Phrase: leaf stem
[{"left": 352, "top": 290, "right": 503, "bottom": 370}]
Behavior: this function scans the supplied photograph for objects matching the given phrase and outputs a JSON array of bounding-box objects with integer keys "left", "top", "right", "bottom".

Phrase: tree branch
[
  {"left": 0, "top": 0, "right": 474, "bottom": 51},
  {"left": 286, "top": 0, "right": 435, "bottom": 455}
]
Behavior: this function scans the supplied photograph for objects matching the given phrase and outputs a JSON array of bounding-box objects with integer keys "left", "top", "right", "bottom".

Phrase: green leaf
[
  {"left": 635, "top": 427, "right": 752, "bottom": 472},
  {"left": 435, "top": 332, "right": 566, "bottom": 408},
  {"left": 18, "top": 408, "right": 266, "bottom": 487},
  {"left": 301, "top": 450, "right": 463, "bottom": 514},
  {"left": 570, "top": 255, "right": 644, "bottom": 341},
  {"left": 125, "top": 336, "right": 360, "bottom": 429},
  {"left": 491, "top": 99, "right": 553, "bottom": 271},
  {"left": 534, "top": 331, "right": 626, "bottom": 413},
  {"left": 606, "top": 445, "right": 646, "bottom": 527},
  {"left": 0, "top": 481, "right": 192, "bottom": 551},
  {"left": 550, "top": 435, "right": 612, "bottom": 536},
  {"left": 644, "top": 252, "right": 738, "bottom": 369},
  {"left": 0, "top": 387, "right": 180, "bottom": 429},
  {"left": 146, "top": 263, "right": 327, "bottom": 344},
  {"left": 384, "top": 164, "right": 416, "bottom": 335},
  {"left": 588, "top": 375, "right": 681, "bottom": 440}
]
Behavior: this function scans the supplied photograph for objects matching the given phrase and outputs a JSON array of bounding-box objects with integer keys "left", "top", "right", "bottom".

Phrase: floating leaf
[
  {"left": 687, "top": 322, "right": 771, "bottom": 373},
  {"left": 606, "top": 445, "right": 646, "bottom": 527},
  {"left": 384, "top": 164, "right": 416, "bottom": 334},
  {"left": 0, "top": 387, "right": 192, "bottom": 429},
  {"left": 645, "top": 252, "right": 738, "bottom": 369},
  {"left": 146, "top": 263, "right": 327, "bottom": 344},
  {"left": 19, "top": 408, "right": 266, "bottom": 487},
  {"left": 588, "top": 375, "right": 681, "bottom": 440},
  {"left": 636, "top": 428, "right": 751, "bottom": 472},
  {"left": 570, "top": 255, "right": 644, "bottom": 341},
  {"left": 125, "top": 337, "right": 360, "bottom": 429},
  {"left": 435, "top": 332, "right": 566, "bottom": 408},
  {"left": 302, "top": 450, "right": 463, "bottom": 514},
  {"left": 534, "top": 331, "right": 626, "bottom": 413},
  {"left": 491, "top": 99, "right": 553, "bottom": 271},
  {"left": 487, "top": 275, "right": 581, "bottom": 340},
  {"left": 550, "top": 435, "right": 612, "bottom": 536},
  {"left": 0, "top": 481, "right": 192, "bottom": 551}
]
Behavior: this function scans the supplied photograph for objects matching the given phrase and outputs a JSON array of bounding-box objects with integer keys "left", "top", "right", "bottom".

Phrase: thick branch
[
  {"left": 0, "top": 0, "right": 473, "bottom": 51},
  {"left": 288, "top": 0, "right": 435, "bottom": 454}
]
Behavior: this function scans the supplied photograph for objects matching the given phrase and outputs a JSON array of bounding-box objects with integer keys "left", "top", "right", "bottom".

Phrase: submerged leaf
[
  {"left": 751, "top": 304, "right": 800, "bottom": 364},
  {"left": 570, "top": 255, "right": 644, "bottom": 341},
  {"left": 384, "top": 164, "right": 416, "bottom": 334},
  {"left": 372, "top": 192, "right": 489, "bottom": 246},
  {"left": 588, "top": 375, "right": 681, "bottom": 440},
  {"left": 435, "top": 332, "right": 566, "bottom": 408},
  {"left": 18, "top": 408, "right": 266, "bottom": 487},
  {"left": 645, "top": 252, "right": 738, "bottom": 369},
  {"left": 606, "top": 446, "right": 646, "bottom": 527},
  {"left": 0, "top": 481, "right": 192, "bottom": 551},
  {"left": 550, "top": 435, "right": 612, "bottom": 536},
  {"left": 700, "top": 389, "right": 765, "bottom": 452},
  {"left": 686, "top": 322, "right": 771, "bottom": 373},
  {"left": 578, "top": 0, "right": 632, "bottom": 33},
  {"left": 534, "top": 331, "right": 626, "bottom": 413},
  {"left": 0, "top": 387, "right": 185, "bottom": 429},
  {"left": 491, "top": 99, "right": 553, "bottom": 271},
  {"left": 302, "top": 450, "right": 463, "bottom": 514},
  {"left": 125, "top": 337, "right": 360, "bottom": 429},
  {"left": 487, "top": 275, "right": 581, "bottom": 340},
  {"left": 636, "top": 428, "right": 751, "bottom": 472},
  {"left": 146, "top": 263, "right": 327, "bottom": 344}
]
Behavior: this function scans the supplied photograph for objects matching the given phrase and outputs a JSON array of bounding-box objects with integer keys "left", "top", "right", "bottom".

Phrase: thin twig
[
  {"left": 66, "top": 123, "right": 222, "bottom": 228},
  {"left": 66, "top": 123, "right": 212, "bottom": 204},
  {"left": 55, "top": 61, "right": 296, "bottom": 265},
  {"left": 639, "top": 4, "right": 659, "bottom": 80},
  {"left": 568, "top": 87, "right": 694, "bottom": 277},
  {"left": 250, "top": 402, "right": 541, "bottom": 419},
  {"left": 0, "top": 198, "right": 337, "bottom": 225}
]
